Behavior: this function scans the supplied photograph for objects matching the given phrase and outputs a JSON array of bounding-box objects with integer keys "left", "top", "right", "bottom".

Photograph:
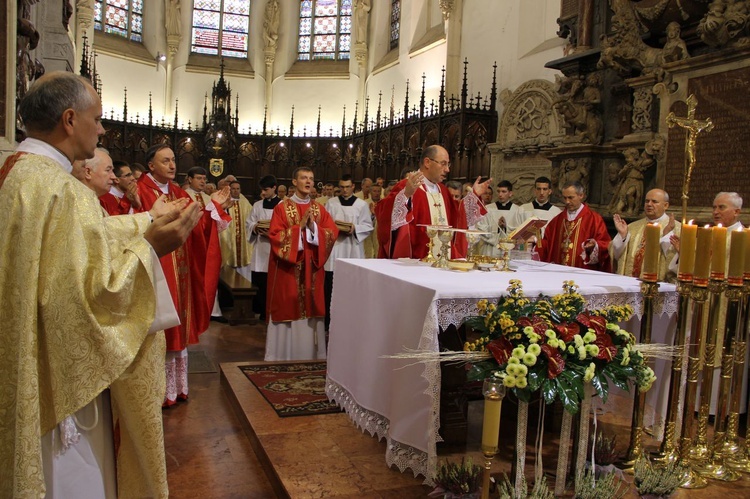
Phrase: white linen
[
  {"left": 246, "top": 200, "right": 275, "bottom": 272},
  {"left": 324, "top": 197, "right": 373, "bottom": 272},
  {"left": 326, "top": 259, "right": 678, "bottom": 483},
  {"left": 265, "top": 318, "right": 326, "bottom": 361}
]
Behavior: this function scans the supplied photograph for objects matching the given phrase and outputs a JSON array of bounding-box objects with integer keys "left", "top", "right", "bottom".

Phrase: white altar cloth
[{"left": 325, "top": 259, "right": 678, "bottom": 481}]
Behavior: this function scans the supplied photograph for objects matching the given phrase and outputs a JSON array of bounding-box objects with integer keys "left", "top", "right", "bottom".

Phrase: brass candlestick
[
  {"left": 726, "top": 277, "right": 750, "bottom": 471},
  {"left": 693, "top": 282, "right": 741, "bottom": 481},
  {"left": 622, "top": 280, "right": 659, "bottom": 471},
  {"left": 654, "top": 278, "right": 692, "bottom": 463},
  {"left": 677, "top": 284, "right": 709, "bottom": 489},
  {"left": 480, "top": 379, "right": 506, "bottom": 499}
]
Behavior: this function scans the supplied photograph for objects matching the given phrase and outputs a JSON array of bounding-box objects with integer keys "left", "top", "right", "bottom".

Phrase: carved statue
[
  {"left": 598, "top": 4, "right": 690, "bottom": 78},
  {"left": 354, "top": 0, "right": 371, "bottom": 45},
  {"left": 263, "top": 0, "right": 280, "bottom": 51},
  {"left": 165, "top": 0, "right": 182, "bottom": 38},
  {"left": 17, "top": 16, "right": 43, "bottom": 134},
  {"left": 553, "top": 72, "right": 604, "bottom": 144},
  {"left": 608, "top": 137, "right": 663, "bottom": 216},
  {"left": 555, "top": 158, "right": 590, "bottom": 195},
  {"left": 698, "top": 0, "right": 750, "bottom": 48}
]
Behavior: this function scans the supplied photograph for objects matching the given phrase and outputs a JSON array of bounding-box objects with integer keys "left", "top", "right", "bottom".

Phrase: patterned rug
[{"left": 238, "top": 362, "right": 343, "bottom": 417}]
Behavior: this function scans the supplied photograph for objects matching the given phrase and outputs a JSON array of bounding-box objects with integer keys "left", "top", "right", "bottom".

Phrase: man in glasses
[
  {"left": 99, "top": 160, "right": 142, "bottom": 215},
  {"left": 375, "top": 144, "right": 492, "bottom": 259}
]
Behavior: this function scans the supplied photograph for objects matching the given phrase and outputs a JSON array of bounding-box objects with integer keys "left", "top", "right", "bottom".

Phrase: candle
[
  {"left": 710, "top": 224, "right": 727, "bottom": 280},
  {"left": 641, "top": 223, "right": 661, "bottom": 282},
  {"left": 728, "top": 228, "right": 746, "bottom": 284},
  {"left": 744, "top": 229, "right": 750, "bottom": 280},
  {"left": 481, "top": 397, "right": 502, "bottom": 453},
  {"left": 677, "top": 221, "right": 697, "bottom": 281},
  {"left": 693, "top": 225, "right": 712, "bottom": 286}
]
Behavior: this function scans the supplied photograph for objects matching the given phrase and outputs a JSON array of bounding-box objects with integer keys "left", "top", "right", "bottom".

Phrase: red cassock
[
  {"left": 136, "top": 175, "right": 230, "bottom": 351},
  {"left": 99, "top": 191, "right": 131, "bottom": 216},
  {"left": 267, "top": 199, "right": 338, "bottom": 322},
  {"left": 537, "top": 204, "right": 612, "bottom": 272},
  {"left": 374, "top": 179, "right": 484, "bottom": 259}
]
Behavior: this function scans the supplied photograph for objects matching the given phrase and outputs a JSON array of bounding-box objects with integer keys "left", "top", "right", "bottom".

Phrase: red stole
[
  {"left": 267, "top": 199, "right": 338, "bottom": 322},
  {"left": 538, "top": 204, "right": 612, "bottom": 272},
  {"left": 136, "top": 175, "right": 229, "bottom": 350},
  {"left": 375, "top": 179, "right": 480, "bottom": 259},
  {"left": 99, "top": 191, "right": 131, "bottom": 216}
]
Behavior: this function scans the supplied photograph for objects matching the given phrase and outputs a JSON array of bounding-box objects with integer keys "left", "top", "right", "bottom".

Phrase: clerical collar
[
  {"left": 495, "top": 201, "right": 513, "bottom": 211},
  {"left": 532, "top": 199, "right": 553, "bottom": 210},
  {"left": 647, "top": 213, "right": 668, "bottom": 224},
  {"left": 421, "top": 177, "right": 440, "bottom": 193},
  {"left": 290, "top": 194, "right": 310, "bottom": 204},
  {"left": 17, "top": 138, "right": 72, "bottom": 174},
  {"left": 110, "top": 185, "right": 125, "bottom": 199},
  {"left": 263, "top": 196, "right": 281, "bottom": 209},
  {"left": 339, "top": 195, "right": 357, "bottom": 206},
  {"left": 147, "top": 173, "right": 170, "bottom": 194},
  {"left": 231, "top": 197, "right": 240, "bottom": 202},
  {"left": 566, "top": 203, "right": 584, "bottom": 221}
]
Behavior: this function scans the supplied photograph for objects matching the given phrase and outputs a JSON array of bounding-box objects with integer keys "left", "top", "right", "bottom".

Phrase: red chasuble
[
  {"left": 267, "top": 199, "right": 338, "bottom": 322},
  {"left": 374, "top": 179, "right": 485, "bottom": 259},
  {"left": 99, "top": 191, "right": 131, "bottom": 216},
  {"left": 537, "top": 204, "right": 612, "bottom": 272},
  {"left": 136, "top": 175, "right": 230, "bottom": 350}
]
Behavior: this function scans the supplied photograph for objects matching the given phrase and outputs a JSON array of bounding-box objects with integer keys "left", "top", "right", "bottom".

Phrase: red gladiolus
[{"left": 541, "top": 344, "right": 565, "bottom": 378}]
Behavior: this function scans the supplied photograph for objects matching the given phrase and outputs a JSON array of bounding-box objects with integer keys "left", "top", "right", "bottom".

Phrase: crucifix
[{"left": 665, "top": 94, "right": 714, "bottom": 223}]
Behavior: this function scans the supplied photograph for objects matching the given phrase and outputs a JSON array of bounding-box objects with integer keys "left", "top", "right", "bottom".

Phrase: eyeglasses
[{"left": 427, "top": 158, "right": 451, "bottom": 168}]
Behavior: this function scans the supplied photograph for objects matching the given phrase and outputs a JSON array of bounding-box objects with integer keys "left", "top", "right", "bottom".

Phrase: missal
[{"left": 508, "top": 216, "right": 548, "bottom": 241}]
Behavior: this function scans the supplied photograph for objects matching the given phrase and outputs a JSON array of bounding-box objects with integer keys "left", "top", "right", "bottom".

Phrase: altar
[{"left": 325, "top": 259, "right": 678, "bottom": 481}]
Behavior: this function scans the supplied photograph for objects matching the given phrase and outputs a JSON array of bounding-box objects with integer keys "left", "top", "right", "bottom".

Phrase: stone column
[
  {"left": 354, "top": 0, "right": 370, "bottom": 119},
  {"left": 263, "top": 0, "right": 280, "bottom": 125},
  {"left": 576, "top": 0, "right": 594, "bottom": 51},
  {"left": 442, "top": 0, "right": 463, "bottom": 98},
  {"left": 75, "top": 0, "right": 94, "bottom": 74}
]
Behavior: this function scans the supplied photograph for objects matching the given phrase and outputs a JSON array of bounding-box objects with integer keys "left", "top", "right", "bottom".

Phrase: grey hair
[
  {"left": 85, "top": 147, "right": 111, "bottom": 171},
  {"left": 715, "top": 191, "right": 743, "bottom": 209},
  {"left": 446, "top": 180, "right": 462, "bottom": 190},
  {"left": 562, "top": 181, "right": 585, "bottom": 195},
  {"left": 18, "top": 72, "right": 96, "bottom": 133}
]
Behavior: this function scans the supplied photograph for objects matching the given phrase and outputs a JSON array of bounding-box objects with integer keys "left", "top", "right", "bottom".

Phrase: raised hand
[
  {"left": 145, "top": 202, "right": 202, "bottom": 256},
  {"left": 403, "top": 171, "right": 423, "bottom": 198},
  {"left": 613, "top": 214, "right": 628, "bottom": 239},
  {"left": 125, "top": 182, "right": 142, "bottom": 210},
  {"left": 211, "top": 186, "right": 231, "bottom": 208},
  {"left": 472, "top": 176, "right": 493, "bottom": 198}
]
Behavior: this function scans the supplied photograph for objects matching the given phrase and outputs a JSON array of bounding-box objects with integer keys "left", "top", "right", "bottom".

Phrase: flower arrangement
[
  {"left": 430, "top": 457, "right": 482, "bottom": 497},
  {"left": 462, "top": 280, "right": 656, "bottom": 414}
]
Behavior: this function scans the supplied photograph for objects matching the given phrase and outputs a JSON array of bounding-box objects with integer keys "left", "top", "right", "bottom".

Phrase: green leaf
[
  {"left": 463, "top": 315, "right": 488, "bottom": 332},
  {"left": 466, "top": 362, "right": 497, "bottom": 382},
  {"left": 556, "top": 376, "right": 581, "bottom": 414},
  {"left": 527, "top": 368, "right": 544, "bottom": 392},
  {"left": 542, "top": 378, "right": 557, "bottom": 405},
  {"left": 515, "top": 387, "right": 531, "bottom": 403},
  {"left": 591, "top": 372, "right": 609, "bottom": 403}
]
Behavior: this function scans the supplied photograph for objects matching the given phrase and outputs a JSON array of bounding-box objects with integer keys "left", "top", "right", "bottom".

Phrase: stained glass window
[
  {"left": 191, "top": 0, "right": 250, "bottom": 58},
  {"left": 390, "top": 0, "right": 400, "bottom": 50},
  {"left": 94, "top": 0, "right": 143, "bottom": 42},
  {"left": 298, "top": 0, "right": 351, "bottom": 61}
]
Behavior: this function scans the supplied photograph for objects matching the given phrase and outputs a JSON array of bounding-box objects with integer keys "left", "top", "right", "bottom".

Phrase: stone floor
[{"left": 162, "top": 320, "right": 750, "bottom": 498}]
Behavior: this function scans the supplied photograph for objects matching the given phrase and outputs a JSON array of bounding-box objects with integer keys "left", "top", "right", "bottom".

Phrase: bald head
[
  {"left": 80, "top": 148, "right": 115, "bottom": 197},
  {"left": 643, "top": 189, "right": 669, "bottom": 220}
]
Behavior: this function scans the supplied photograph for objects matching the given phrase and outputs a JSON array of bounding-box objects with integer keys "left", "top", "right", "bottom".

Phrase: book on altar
[
  {"left": 335, "top": 221, "right": 354, "bottom": 232},
  {"left": 508, "top": 217, "right": 547, "bottom": 241}
]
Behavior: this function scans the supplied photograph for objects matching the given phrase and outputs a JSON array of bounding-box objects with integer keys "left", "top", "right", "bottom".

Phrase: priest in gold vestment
[
  {"left": 220, "top": 180, "right": 254, "bottom": 280},
  {"left": 0, "top": 72, "right": 199, "bottom": 498},
  {"left": 612, "top": 189, "right": 680, "bottom": 282}
]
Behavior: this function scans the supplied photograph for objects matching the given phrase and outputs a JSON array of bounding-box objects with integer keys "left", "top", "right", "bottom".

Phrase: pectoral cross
[
  {"left": 665, "top": 94, "right": 714, "bottom": 223},
  {"left": 433, "top": 201, "right": 442, "bottom": 209}
]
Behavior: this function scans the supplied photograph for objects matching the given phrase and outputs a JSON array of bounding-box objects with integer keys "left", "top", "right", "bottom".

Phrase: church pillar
[
  {"left": 75, "top": 0, "right": 95, "bottom": 74},
  {"left": 1, "top": 0, "right": 17, "bottom": 161},
  {"left": 164, "top": 42, "right": 177, "bottom": 116},
  {"left": 442, "top": 0, "right": 463, "bottom": 99},
  {"left": 353, "top": 0, "right": 370, "bottom": 118},
  {"left": 265, "top": 52, "right": 275, "bottom": 124}
]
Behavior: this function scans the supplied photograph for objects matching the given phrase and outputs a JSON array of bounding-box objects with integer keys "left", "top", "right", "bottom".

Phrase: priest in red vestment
[
  {"left": 265, "top": 167, "right": 338, "bottom": 361},
  {"left": 537, "top": 181, "right": 612, "bottom": 272},
  {"left": 99, "top": 161, "right": 141, "bottom": 216},
  {"left": 136, "top": 144, "right": 231, "bottom": 405},
  {"left": 375, "top": 145, "right": 490, "bottom": 259}
]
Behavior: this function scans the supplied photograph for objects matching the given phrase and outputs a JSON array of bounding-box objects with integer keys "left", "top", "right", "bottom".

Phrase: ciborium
[{"left": 496, "top": 239, "right": 515, "bottom": 272}]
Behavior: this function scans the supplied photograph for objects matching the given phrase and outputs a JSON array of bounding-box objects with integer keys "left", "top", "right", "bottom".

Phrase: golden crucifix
[{"left": 665, "top": 94, "right": 714, "bottom": 223}]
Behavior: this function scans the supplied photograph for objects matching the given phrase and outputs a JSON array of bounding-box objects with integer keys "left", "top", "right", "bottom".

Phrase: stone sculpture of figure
[
  {"left": 354, "top": 0, "right": 371, "bottom": 45},
  {"left": 165, "top": 0, "right": 182, "bottom": 38},
  {"left": 553, "top": 72, "right": 604, "bottom": 144},
  {"left": 662, "top": 22, "right": 689, "bottom": 62},
  {"left": 263, "top": 0, "right": 280, "bottom": 51},
  {"left": 609, "top": 147, "right": 654, "bottom": 216},
  {"left": 556, "top": 158, "right": 589, "bottom": 194},
  {"left": 698, "top": 0, "right": 750, "bottom": 48}
]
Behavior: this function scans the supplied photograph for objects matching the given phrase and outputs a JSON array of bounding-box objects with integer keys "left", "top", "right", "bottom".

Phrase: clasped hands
[{"left": 299, "top": 209, "right": 317, "bottom": 231}]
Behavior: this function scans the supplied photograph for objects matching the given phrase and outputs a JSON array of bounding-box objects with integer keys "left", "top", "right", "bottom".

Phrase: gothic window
[
  {"left": 390, "top": 0, "right": 400, "bottom": 50},
  {"left": 191, "top": 0, "right": 250, "bottom": 58},
  {"left": 298, "top": 0, "right": 352, "bottom": 61},
  {"left": 94, "top": 0, "right": 143, "bottom": 42}
]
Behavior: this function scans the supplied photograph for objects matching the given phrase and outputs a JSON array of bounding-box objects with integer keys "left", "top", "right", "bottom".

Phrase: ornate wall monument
[{"left": 494, "top": 0, "right": 750, "bottom": 221}]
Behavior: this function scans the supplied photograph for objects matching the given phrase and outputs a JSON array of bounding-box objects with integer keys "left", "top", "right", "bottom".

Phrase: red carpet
[{"left": 238, "top": 362, "right": 343, "bottom": 417}]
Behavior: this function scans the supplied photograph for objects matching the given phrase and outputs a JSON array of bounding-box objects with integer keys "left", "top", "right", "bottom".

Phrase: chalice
[
  {"left": 433, "top": 229, "right": 454, "bottom": 269},
  {"left": 496, "top": 239, "right": 515, "bottom": 272},
  {"left": 421, "top": 225, "right": 439, "bottom": 264}
]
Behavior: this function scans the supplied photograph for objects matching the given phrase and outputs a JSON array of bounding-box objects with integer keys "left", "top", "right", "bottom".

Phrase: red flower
[
  {"left": 519, "top": 316, "right": 549, "bottom": 336},
  {"left": 554, "top": 321, "right": 580, "bottom": 342},
  {"left": 487, "top": 337, "right": 513, "bottom": 365},
  {"left": 576, "top": 313, "right": 591, "bottom": 328},
  {"left": 593, "top": 333, "right": 618, "bottom": 361},
  {"left": 588, "top": 316, "right": 607, "bottom": 335},
  {"left": 541, "top": 344, "right": 565, "bottom": 379}
]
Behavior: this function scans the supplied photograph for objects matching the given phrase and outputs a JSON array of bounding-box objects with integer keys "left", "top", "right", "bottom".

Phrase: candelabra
[{"left": 725, "top": 275, "right": 750, "bottom": 471}]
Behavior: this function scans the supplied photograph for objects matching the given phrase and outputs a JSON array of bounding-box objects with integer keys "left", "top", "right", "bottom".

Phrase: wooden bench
[{"left": 218, "top": 266, "right": 258, "bottom": 326}]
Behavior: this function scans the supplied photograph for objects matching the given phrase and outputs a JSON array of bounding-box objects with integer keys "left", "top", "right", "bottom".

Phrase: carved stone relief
[
  {"left": 552, "top": 71, "right": 604, "bottom": 145},
  {"left": 608, "top": 135, "right": 665, "bottom": 216},
  {"left": 631, "top": 86, "right": 654, "bottom": 132}
]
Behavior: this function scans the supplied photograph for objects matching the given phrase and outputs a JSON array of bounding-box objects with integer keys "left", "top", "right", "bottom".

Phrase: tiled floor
[{"left": 163, "top": 320, "right": 750, "bottom": 498}]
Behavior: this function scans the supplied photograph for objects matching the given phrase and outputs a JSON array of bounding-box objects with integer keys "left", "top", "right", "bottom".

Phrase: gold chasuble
[
  {"left": 0, "top": 153, "right": 166, "bottom": 497},
  {"left": 616, "top": 217, "right": 680, "bottom": 282},
  {"left": 220, "top": 196, "right": 254, "bottom": 268}
]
